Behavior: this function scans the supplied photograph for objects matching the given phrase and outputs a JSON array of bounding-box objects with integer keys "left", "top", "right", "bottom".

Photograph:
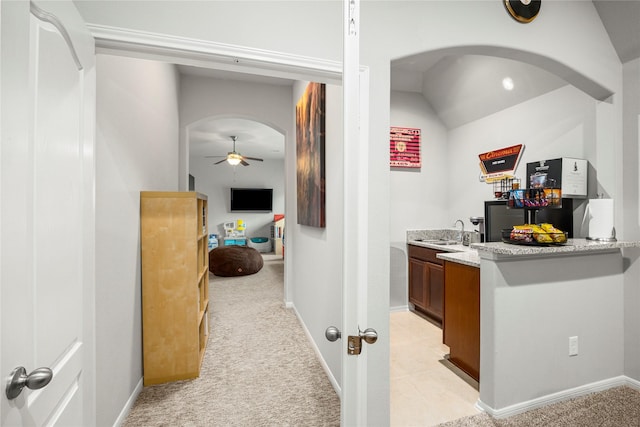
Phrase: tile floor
[{"left": 391, "top": 311, "right": 481, "bottom": 426}]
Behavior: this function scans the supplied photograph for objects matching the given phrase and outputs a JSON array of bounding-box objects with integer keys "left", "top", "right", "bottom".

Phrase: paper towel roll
[{"left": 587, "top": 199, "right": 615, "bottom": 240}]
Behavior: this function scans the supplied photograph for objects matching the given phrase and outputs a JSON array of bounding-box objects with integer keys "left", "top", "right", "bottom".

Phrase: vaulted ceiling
[{"left": 186, "top": 0, "right": 640, "bottom": 156}]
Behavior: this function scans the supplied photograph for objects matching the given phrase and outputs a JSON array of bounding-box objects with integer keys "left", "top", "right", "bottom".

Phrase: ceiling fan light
[{"left": 227, "top": 153, "right": 242, "bottom": 166}]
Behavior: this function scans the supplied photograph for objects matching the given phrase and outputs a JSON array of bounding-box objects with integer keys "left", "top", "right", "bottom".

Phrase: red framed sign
[{"left": 390, "top": 127, "right": 421, "bottom": 168}]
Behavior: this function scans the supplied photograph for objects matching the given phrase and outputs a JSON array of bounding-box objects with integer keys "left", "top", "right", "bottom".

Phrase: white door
[
  {"left": 1, "top": 1, "right": 96, "bottom": 425},
  {"left": 341, "top": 0, "right": 388, "bottom": 425}
]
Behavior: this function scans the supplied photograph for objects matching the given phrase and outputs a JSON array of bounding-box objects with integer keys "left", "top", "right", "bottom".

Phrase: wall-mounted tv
[{"left": 230, "top": 188, "right": 273, "bottom": 212}]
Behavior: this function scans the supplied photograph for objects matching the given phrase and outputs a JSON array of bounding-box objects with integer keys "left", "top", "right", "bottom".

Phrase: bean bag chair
[{"left": 209, "top": 246, "right": 264, "bottom": 277}]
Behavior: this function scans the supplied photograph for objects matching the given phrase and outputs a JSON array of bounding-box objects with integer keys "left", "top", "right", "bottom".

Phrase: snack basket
[{"left": 501, "top": 228, "right": 568, "bottom": 246}]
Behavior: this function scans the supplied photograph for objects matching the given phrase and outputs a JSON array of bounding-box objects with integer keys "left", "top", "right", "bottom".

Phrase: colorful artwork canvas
[{"left": 296, "top": 82, "right": 326, "bottom": 228}]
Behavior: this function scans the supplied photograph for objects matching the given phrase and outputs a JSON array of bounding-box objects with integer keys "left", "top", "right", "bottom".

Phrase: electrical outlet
[{"left": 569, "top": 336, "right": 579, "bottom": 356}]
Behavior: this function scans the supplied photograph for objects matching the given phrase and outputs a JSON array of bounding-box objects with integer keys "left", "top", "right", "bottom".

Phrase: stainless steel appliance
[{"left": 470, "top": 216, "right": 485, "bottom": 242}]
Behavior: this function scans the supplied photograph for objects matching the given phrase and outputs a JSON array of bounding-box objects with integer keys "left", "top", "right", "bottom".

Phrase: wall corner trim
[{"left": 86, "top": 24, "right": 343, "bottom": 84}]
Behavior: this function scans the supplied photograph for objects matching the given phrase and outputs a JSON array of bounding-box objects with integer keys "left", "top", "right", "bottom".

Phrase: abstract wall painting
[{"left": 296, "top": 82, "right": 326, "bottom": 228}]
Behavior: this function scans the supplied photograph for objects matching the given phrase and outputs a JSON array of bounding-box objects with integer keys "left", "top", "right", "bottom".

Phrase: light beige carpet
[
  {"left": 438, "top": 385, "right": 640, "bottom": 427},
  {"left": 123, "top": 254, "right": 340, "bottom": 426}
]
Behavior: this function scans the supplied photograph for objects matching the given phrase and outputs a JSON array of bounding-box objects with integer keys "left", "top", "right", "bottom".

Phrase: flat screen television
[{"left": 230, "top": 188, "right": 273, "bottom": 212}]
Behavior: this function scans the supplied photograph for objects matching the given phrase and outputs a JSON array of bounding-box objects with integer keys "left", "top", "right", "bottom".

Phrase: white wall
[
  {"left": 290, "top": 81, "right": 343, "bottom": 388},
  {"left": 447, "top": 85, "right": 596, "bottom": 233},
  {"left": 179, "top": 74, "right": 292, "bottom": 238},
  {"left": 95, "top": 55, "right": 180, "bottom": 426},
  {"left": 389, "top": 85, "right": 599, "bottom": 311},
  {"left": 623, "top": 58, "right": 640, "bottom": 380},
  {"left": 389, "top": 91, "right": 449, "bottom": 309},
  {"left": 189, "top": 157, "right": 285, "bottom": 239},
  {"left": 74, "top": 1, "right": 343, "bottom": 63},
  {"left": 480, "top": 251, "right": 624, "bottom": 411}
]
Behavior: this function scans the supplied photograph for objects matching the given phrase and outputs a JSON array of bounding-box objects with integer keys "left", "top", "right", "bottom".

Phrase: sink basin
[{"left": 414, "top": 239, "right": 460, "bottom": 245}]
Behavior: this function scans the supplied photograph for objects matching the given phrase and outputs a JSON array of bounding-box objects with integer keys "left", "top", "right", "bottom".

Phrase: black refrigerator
[{"left": 484, "top": 199, "right": 574, "bottom": 242}]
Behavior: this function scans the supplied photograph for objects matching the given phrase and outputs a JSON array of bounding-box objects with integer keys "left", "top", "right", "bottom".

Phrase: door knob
[
  {"left": 348, "top": 327, "right": 378, "bottom": 355},
  {"left": 6, "top": 366, "right": 53, "bottom": 400},
  {"left": 359, "top": 327, "right": 378, "bottom": 344},
  {"left": 325, "top": 326, "right": 341, "bottom": 342}
]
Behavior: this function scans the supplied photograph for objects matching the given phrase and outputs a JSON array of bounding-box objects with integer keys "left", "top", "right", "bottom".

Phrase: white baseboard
[
  {"left": 288, "top": 304, "right": 341, "bottom": 399},
  {"left": 113, "top": 378, "right": 143, "bottom": 426},
  {"left": 626, "top": 375, "right": 640, "bottom": 390},
  {"left": 390, "top": 305, "right": 409, "bottom": 313},
  {"left": 477, "top": 375, "right": 639, "bottom": 419}
]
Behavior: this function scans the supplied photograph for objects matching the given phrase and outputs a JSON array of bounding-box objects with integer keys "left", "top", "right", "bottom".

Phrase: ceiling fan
[{"left": 206, "top": 136, "right": 264, "bottom": 166}]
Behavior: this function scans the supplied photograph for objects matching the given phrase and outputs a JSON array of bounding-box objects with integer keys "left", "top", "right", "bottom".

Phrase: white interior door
[
  {"left": 1, "top": 1, "right": 96, "bottom": 425},
  {"left": 342, "top": 0, "right": 388, "bottom": 425}
]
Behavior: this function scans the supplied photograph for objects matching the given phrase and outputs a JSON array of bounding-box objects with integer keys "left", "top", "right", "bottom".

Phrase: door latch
[
  {"left": 326, "top": 326, "right": 378, "bottom": 355},
  {"left": 347, "top": 328, "right": 378, "bottom": 355}
]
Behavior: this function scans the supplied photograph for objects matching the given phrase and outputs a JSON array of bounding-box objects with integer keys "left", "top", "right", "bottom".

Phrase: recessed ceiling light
[{"left": 502, "top": 77, "right": 515, "bottom": 91}]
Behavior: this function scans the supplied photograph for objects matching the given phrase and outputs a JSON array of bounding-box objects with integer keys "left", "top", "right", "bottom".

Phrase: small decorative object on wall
[
  {"left": 478, "top": 144, "right": 524, "bottom": 182},
  {"left": 390, "top": 127, "right": 421, "bottom": 168},
  {"left": 296, "top": 82, "right": 326, "bottom": 228},
  {"left": 505, "top": 0, "right": 541, "bottom": 23}
]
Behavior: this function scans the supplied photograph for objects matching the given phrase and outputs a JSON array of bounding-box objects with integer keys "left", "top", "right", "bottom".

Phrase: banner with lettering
[
  {"left": 478, "top": 144, "right": 524, "bottom": 182},
  {"left": 390, "top": 127, "right": 421, "bottom": 168}
]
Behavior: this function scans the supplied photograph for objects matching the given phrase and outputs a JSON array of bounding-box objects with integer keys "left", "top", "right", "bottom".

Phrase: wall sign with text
[
  {"left": 478, "top": 144, "right": 524, "bottom": 182},
  {"left": 390, "top": 127, "right": 421, "bottom": 168}
]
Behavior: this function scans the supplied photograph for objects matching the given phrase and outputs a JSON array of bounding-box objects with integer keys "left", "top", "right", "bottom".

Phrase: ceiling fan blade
[
  {"left": 242, "top": 156, "right": 264, "bottom": 162},
  {"left": 213, "top": 158, "right": 227, "bottom": 165},
  {"left": 240, "top": 159, "right": 250, "bottom": 166}
]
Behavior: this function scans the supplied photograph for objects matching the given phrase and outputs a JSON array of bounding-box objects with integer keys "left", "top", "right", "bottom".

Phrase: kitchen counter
[
  {"left": 476, "top": 237, "right": 640, "bottom": 415},
  {"left": 437, "top": 251, "right": 480, "bottom": 268},
  {"left": 407, "top": 229, "right": 480, "bottom": 267},
  {"left": 408, "top": 236, "right": 640, "bottom": 268},
  {"left": 471, "top": 238, "right": 640, "bottom": 258},
  {"left": 408, "top": 228, "right": 640, "bottom": 415}
]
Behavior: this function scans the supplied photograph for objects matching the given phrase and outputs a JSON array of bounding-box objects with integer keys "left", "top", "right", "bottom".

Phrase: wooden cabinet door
[
  {"left": 408, "top": 257, "right": 427, "bottom": 308},
  {"left": 443, "top": 261, "right": 480, "bottom": 381},
  {"left": 426, "top": 262, "right": 444, "bottom": 320},
  {"left": 408, "top": 255, "right": 444, "bottom": 325}
]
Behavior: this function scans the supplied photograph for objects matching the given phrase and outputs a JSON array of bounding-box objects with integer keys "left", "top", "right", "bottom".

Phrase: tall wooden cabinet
[
  {"left": 140, "top": 191, "right": 209, "bottom": 386},
  {"left": 443, "top": 260, "right": 480, "bottom": 382}
]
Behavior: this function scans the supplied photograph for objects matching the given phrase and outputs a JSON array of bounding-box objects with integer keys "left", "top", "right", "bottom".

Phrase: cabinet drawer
[{"left": 408, "top": 244, "right": 443, "bottom": 265}]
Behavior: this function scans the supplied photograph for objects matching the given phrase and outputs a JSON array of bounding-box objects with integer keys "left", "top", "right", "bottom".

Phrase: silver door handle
[
  {"left": 359, "top": 327, "right": 378, "bottom": 344},
  {"left": 348, "top": 327, "right": 378, "bottom": 355},
  {"left": 326, "top": 326, "right": 378, "bottom": 355},
  {"left": 325, "top": 326, "right": 341, "bottom": 342},
  {"left": 6, "top": 366, "right": 53, "bottom": 400}
]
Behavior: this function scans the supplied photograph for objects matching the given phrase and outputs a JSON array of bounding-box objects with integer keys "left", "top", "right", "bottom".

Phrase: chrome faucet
[{"left": 454, "top": 219, "right": 464, "bottom": 242}]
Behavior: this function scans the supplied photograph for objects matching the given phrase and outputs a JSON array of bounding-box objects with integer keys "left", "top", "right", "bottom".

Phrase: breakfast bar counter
[
  {"left": 471, "top": 238, "right": 640, "bottom": 416},
  {"left": 471, "top": 238, "right": 639, "bottom": 258}
]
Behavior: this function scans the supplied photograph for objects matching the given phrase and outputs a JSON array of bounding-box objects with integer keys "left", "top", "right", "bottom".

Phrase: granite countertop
[
  {"left": 471, "top": 238, "right": 640, "bottom": 258},
  {"left": 407, "top": 229, "right": 640, "bottom": 267},
  {"left": 436, "top": 251, "right": 480, "bottom": 268},
  {"left": 407, "top": 229, "right": 480, "bottom": 267}
]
